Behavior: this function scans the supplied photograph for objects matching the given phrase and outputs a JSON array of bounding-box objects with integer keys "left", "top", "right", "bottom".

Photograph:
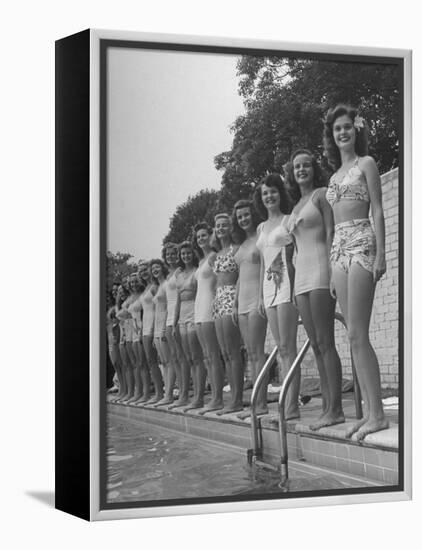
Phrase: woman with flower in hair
[
  {"left": 192, "top": 222, "right": 225, "bottom": 414},
  {"left": 162, "top": 243, "right": 191, "bottom": 409},
  {"left": 138, "top": 261, "right": 164, "bottom": 405},
  {"left": 254, "top": 174, "right": 300, "bottom": 420},
  {"left": 229, "top": 200, "right": 269, "bottom": 419},
  {"left": 286, "top": 149, "right": 344, "bottom": 429},
  {"left": 212, "top": 213, "right": 244, "bottom": 415},
  {"left": 323, "top": 104, "right": 388, "bottom": 440},
  {"left": 176, "top": 241, "right": 206, "bottom": 411}
]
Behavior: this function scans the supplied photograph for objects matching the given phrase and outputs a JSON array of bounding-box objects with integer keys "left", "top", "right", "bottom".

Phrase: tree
[
  {"left": 215, "top": 56, "right": 400, "bottom": 188},
  {"left": 163, "top": 189, "right": 221, "bottom": 244},
  {"left": 106, "top": 251, "right": 138, "bottom": 292}
]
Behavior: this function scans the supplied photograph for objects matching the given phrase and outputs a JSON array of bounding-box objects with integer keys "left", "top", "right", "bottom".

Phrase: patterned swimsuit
[
  {"left": 212, "top": 244, "right": 239, "bottom": 319},
  {"left": 326, "top": 157, "right": 376, "bottom": 273}
]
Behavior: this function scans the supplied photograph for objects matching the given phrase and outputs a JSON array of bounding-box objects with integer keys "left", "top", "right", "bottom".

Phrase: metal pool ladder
[{"left": 246, "top": 312, "right": 362, "bottom": 487}]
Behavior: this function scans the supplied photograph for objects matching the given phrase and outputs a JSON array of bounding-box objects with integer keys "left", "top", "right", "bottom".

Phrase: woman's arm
[
  {"left": 316, "top": 187, "right": 336, "bottom": 296},
  {"left": 361, "top": 156, "right": 386, "bottom": 282},
  {"left": 285, "top": 243, "right": 295, "bottom": 303}
]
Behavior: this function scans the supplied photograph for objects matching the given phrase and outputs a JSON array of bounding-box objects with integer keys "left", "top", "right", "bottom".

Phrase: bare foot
[
  {"left": 216, "top": 404, "right": 244, "bottom": 416},
  {"left": 355, "top": 418, "right": 389, "bottom": 441},
  {"left": 127, "top": 394, "right": 142, "bottom": 405},
  {"left": 344, "top": 417, "right": 367, "bottom": 438},
  {"left": 154, "top": 397, "right": 174, "bottom": 407},
  {"left": 168, "top": 399, "right": 189, "bottom": 410},
  {"left": 145, "top": 395, "right": 164, "bottom": 405},
  {"left": 183, "top": 400, "right": 204, "bottom": 412},
  {"left": 237, "top": 407, "right": 268, "bottom": 420},
  {"left": 198, "top": 401, "right": 224, "bottom": 415},
  {"left": 309, "top": 412, "right": 345, "bottom": 430}
]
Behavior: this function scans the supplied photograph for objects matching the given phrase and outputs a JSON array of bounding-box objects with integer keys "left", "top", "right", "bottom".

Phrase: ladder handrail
[
  {"left": 277, "top": 311, "right": 362, "bottom": 484},
  {"left": 248, "top": 311, "right": 362, "bottom": 481}
]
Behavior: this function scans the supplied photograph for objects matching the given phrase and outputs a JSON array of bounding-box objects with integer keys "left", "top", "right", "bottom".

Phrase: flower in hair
[{"left": 354, "top": 115, "right": 365, "bottom": 131}]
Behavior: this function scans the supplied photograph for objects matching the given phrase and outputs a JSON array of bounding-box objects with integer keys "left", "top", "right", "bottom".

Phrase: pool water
[{"left": 107, "top": 413, "right": 376, "bottom": 503}]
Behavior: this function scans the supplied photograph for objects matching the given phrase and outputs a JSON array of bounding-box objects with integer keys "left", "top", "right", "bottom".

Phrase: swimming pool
[{"left": 106, "top": 411, "right": 379, "bottom": 503}]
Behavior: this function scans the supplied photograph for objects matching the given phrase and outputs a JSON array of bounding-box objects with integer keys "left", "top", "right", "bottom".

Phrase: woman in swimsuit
[
  {"left": 138, "top": 261, "right": 164, "bottom": 405},
  {"left": 212, "top": 213, "right": 244, "bottom": 415},
  {"left": 150, "top": 258, "right": 175, "bottom": 407},
  {"left": 323, "top": 104, "right": 388, "bottom": 440},
  {"left": 285, "top": 149, "right": 344, "bottom": 429},
  {"left": 193, "top": 222, "right": 225, "bottom": 414},
  {"left": 176, "top": 241, "right": 206, "bottom": 411},
  {"left": 124, "top": 272, "right": 146, "bottom": 404},
  {"left": 254, "top": 174, "right": 300, "bottom": 420},
  {"left": 128, "top": 267, "right": 152, "bottom": 405},
  {"left": 163, "top": 243, "right": 191, "bottom": 409},
  {"left": 106, "top": 282, "right": 125, "bottom": 401},
  {"left": 229, "top": 200, "right": 269, "bottom": 418},
  {"left": 114, "top": 283, "right": 134, "bottom": 403}
]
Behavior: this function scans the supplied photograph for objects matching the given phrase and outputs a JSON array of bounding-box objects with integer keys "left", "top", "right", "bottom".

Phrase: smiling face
[
  {"left": 261, "top": 184, "right": 280, "bottom": 211},
  {"left": 150, "top": 262, "right": 163, "bottom": 280},
  {"left": 180, "top": 246, "right": 193, "bottom": 266},
  {"left": 129, "top": 273, "right": 140, "bottom": 292},
  {"left": 138, "top": 263, "right": 150, "bottom": 283},
  {"left": 293, "top": 153, "right": 314, "bottom": 188},
  {"left": 333, "top": 114, "right": 356, "bottom": 151},
  {"left": 214, "top": 216, "right": 230, "bottom": 239},
  {"left": 196, "top": 228, "right": 210, "bottom": 249},
  {"left": 236, "top": 206, "right": 253, "bottom": 232},
  {"left": 165, "top": 247, "right": 179, "bottom": 268}
]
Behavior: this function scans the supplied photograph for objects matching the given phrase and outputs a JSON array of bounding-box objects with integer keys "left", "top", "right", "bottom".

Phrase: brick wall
[{"left": 264, "top": 168, "right": 399, "bottom": 388}]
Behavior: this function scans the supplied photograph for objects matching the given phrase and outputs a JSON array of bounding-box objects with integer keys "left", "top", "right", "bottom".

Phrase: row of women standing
[{"left": 107, "top": 104, "right": 389, "bottom": 441}]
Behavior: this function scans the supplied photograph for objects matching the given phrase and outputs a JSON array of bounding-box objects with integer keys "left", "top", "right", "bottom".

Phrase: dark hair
[
  {"left": 323, "top": 104, "right": 369, "bottom": 171},
  {"left": 253, "top": 173, "right": 290, "bottom": 219},
  {"left": 178, "top": 240, "right": 199, "bottom": 268},
  {"left": 212, "top": 213, "right": 234, "bottom": 250},
  {"left": 284, "top": 148, "right": 327, "bottom": 205},
  {"left": 149, "top": 258, "right": 168, "bottom": 285},
  {"left": 161, "top": 242, "right": 179, "bottom": 266},
  {"left": 192, "top": 221, "right": 214, "bottom": 259},
  {"left": 231, "top": 199, "right": 262, "bottom": 243}
]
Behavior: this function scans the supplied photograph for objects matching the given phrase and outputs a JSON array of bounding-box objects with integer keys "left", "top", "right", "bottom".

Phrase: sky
[{"left": 107, "top": 46, "right": 245, "bottom": 262}]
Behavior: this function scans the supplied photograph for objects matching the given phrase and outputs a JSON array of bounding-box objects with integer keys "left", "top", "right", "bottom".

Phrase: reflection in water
[{"left": 107, "top": 415, "right": 369, "bottom": 503}]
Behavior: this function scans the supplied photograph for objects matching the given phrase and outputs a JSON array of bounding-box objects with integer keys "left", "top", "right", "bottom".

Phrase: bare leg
[
  {"left": 116, "top": 343, "right": 129, "bottom": 400},
  {"left": 215, "top": 315, "right": 244, "bottom": 415},
  {"left": 297, "top": 290, "right": 345, "bottom": 429},
  {"left": 168, "top": 326, "right": 191, "bottom": 408},
  {"left": 143, "top": 335, "right": 164, "bottom": 404},
  {"left": 197, "top": 322, "right": 224, "bottom": 414},
  {"left": 237, "top": 311, "right": 268, "bottom": 419},
  {"left": 266, "top": 304, "right": 300, "bottom": 420},
  {"left": 333, "top": 264, "right": 388, "bottom": 440},
  {"left": 132, "top": 341, "right": 151, "bottom": 404},
  {"left": 108, "top": 344, "right": 125, "bottom": 401},
  {"left": 154, "top": 335, "right": 175, "bottom": 406},
  {"left": 184, "top": 326, "right": 206, "bottom": 410},
  {"left": 126, "top": 341, "right": 143, "bottom": 403}
]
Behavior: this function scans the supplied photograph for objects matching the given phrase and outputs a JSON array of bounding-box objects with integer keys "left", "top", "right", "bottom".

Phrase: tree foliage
[
  {"left": 215, "top": 55, "right": 400, "bottom": 200},
  {"left": 163, "top": 189, "right": 221, "bottom": 245},
  {"left": 106, "top": 251, "right": 138, "bottom": 292}
]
